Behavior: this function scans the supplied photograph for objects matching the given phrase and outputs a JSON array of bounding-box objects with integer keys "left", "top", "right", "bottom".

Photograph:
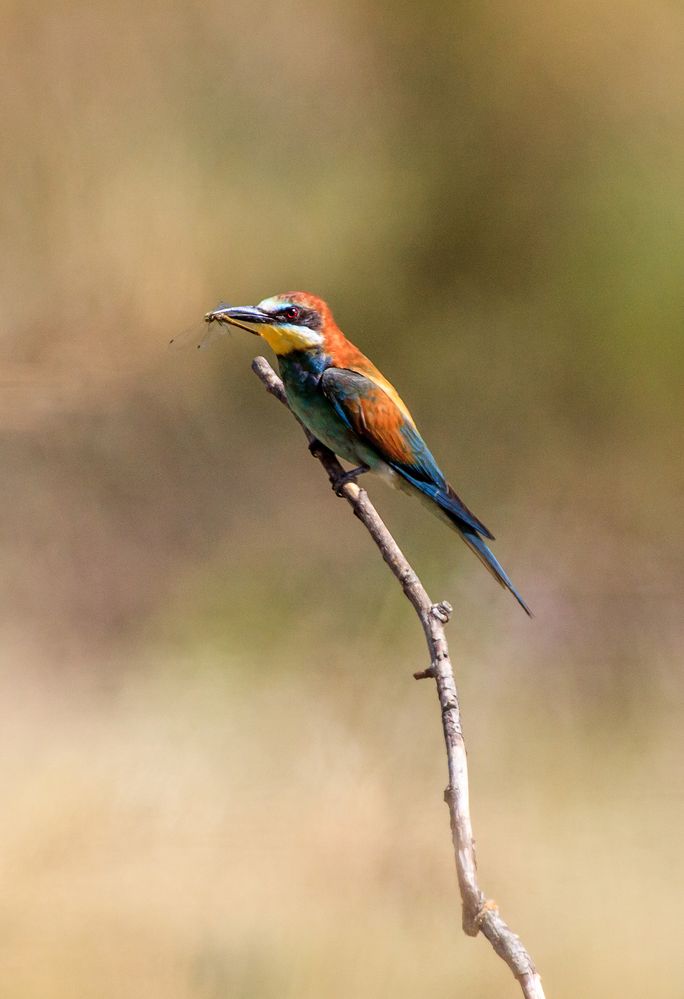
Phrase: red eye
[{"left": 284, "top": 306, "right": 300, "bottom": 321}]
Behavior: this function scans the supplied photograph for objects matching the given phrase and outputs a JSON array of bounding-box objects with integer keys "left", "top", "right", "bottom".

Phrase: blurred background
[{"left": 1, "top": 0, "right": 683, "bottom": 996}]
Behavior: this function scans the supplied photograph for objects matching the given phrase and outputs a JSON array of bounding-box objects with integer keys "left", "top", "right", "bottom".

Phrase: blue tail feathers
[
  {"left": 391, "top": 465, "right": 531, "bottom": 615},
  {"left": 396, "top": 469, "right": 494, "bottom": 539},
  {"left": 460, "top": 529, "right": 532, "bottom": 616}
]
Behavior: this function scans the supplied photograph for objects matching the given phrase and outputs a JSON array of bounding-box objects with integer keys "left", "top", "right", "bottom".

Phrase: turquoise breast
[{"left": 277, "top": 351, "right": 378, "bottom": 467}]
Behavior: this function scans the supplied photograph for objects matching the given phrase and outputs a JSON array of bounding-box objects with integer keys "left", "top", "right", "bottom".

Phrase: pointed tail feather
[
  {"left": 386, "top": 467, "right": 531, "bottom": 615},
  {"left": 460, "top": 529, "right": 532, "bottom": 616}
]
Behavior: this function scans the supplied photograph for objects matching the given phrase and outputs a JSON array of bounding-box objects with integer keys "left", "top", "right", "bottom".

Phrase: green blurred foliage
[{"left": 0, "top": 1, "right": 682, "bottom": 996}]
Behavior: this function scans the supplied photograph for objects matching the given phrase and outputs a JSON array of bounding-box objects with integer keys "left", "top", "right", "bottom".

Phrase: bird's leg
[
  {"left": 308, "top": 438, "right": 327, "bottom": 460},
  {"left": 332, "top": 463, "right": 369, "bottom": 496}
]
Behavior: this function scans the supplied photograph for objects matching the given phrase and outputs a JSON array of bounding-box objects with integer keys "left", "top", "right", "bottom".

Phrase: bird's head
[{"left": 206, "top": 292, "right": 334, "bottom": 355}]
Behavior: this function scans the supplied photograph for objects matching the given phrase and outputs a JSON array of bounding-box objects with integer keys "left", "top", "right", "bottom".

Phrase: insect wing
[{"left": 169, "top": 320, "right": 230, "bottom": 351}]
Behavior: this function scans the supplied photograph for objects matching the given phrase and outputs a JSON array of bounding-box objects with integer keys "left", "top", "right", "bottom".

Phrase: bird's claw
[{"left": 332, "top": 464, "right": 369, "bottom": 496}]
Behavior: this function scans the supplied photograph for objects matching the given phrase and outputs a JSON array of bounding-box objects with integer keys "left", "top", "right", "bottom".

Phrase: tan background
[{"left": 1, "top": 1, "right": 682, "bottom": 996}]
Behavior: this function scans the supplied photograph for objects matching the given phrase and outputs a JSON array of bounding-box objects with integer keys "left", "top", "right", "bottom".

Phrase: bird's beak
[{"left": 204, "top": 304, "right": 272, "bottom": 336}]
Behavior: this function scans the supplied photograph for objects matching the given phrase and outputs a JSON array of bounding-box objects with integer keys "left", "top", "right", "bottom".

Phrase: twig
[{"left": 251, "top": 356, "right": 546, "bottom": 999}]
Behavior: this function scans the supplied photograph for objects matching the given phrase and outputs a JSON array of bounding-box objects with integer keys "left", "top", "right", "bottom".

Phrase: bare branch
[{"left": 251, "top": 355, "right": 546, "bottom": 999}]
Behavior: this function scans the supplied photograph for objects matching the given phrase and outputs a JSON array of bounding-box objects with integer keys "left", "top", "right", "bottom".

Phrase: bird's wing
[
  {"left": 320, "top": 367, "right": 442, "bottom": 482},
  {"left": 320, "top": 367, "right": 493, "bottom": 538}
]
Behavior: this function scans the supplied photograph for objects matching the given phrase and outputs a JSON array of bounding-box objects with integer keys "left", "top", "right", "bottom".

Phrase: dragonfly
[{"left": 169, "top": 303, "right": 262, "bottom": 351}]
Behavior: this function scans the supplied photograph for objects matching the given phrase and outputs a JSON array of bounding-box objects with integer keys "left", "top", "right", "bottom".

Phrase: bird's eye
[{"left": 282, "top": 306, "right": 300, "bottom": 322}]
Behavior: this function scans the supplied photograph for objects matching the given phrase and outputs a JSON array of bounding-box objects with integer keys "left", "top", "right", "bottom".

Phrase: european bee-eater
[{"left": 208, "top": 292, "right": 530, "bottom": 615}]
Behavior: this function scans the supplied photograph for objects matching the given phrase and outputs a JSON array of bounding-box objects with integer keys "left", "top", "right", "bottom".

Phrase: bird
[{"left": 206, "top": 292, "right": 531, "bottom": 615}]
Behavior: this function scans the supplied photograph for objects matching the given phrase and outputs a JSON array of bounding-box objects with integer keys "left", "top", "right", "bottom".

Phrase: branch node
[
  {"left": 473, "top": 898, "right": 499, "bottom": 930},
  {"left": 413, "top": 666, "right": 436, "bottom": 680},
  {"left": 431, "top": 600, "right": 453, "bottom": 623}
]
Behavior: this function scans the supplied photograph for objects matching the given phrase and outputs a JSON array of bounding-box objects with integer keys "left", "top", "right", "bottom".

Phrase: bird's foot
[
  {"left": 332, "top": 464, "right": 369, "bottom": 496},
  {"left": 308, "top": 438, "right": 326, "bottom": 459}
]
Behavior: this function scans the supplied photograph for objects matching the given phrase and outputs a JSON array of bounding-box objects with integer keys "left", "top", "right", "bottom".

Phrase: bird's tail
[
  {"left": 390, "top": 470, "right": 531, "bottom": 615},
  {"left": 459, "top": 527, "right": 532, "bottom": 616}
]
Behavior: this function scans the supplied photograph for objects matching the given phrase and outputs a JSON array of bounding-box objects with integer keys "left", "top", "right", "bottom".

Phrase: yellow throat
[{"left": 259, "top": 324, "right": 320, "bottom": 355}]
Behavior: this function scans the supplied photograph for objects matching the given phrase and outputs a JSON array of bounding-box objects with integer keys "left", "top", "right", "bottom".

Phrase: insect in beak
[{"left": 204, "top": 305, "right": 271, "bottom": 336}]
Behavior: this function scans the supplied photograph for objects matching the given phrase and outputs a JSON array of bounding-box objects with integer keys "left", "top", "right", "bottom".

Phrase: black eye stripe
[
  {"left": 275, "top": 305, "right": 300, "bottom": 321},
  {"left": 273, "top": 305, "right": 322, "bottom": 330}
]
